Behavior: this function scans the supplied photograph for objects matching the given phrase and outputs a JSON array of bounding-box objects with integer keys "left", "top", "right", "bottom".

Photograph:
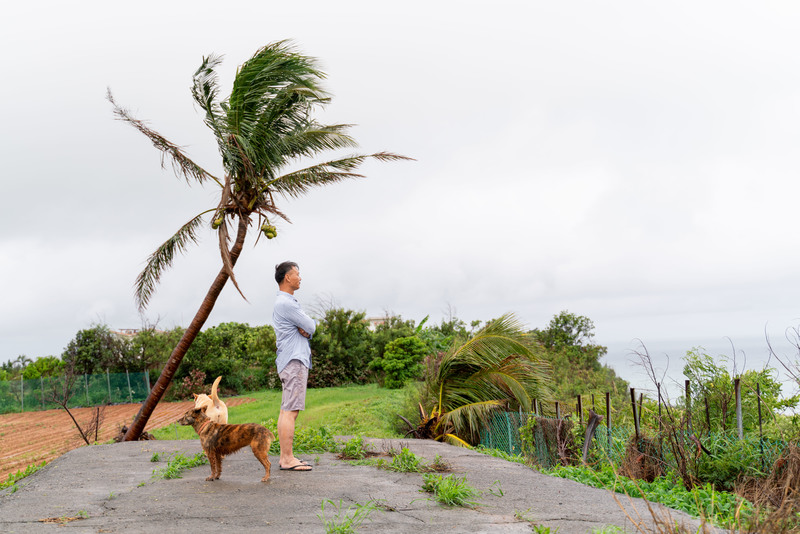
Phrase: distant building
[
  {"left": 111, "top": 329, "right": 140, "bottom": 339},
  {"left": 366, "top": 317, "right": 387, "bottom": 331}
]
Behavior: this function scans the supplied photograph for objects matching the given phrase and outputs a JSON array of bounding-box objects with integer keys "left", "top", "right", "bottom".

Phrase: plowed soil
[{"left": 0, "top": 397, "right": 254, "bottom": 482}]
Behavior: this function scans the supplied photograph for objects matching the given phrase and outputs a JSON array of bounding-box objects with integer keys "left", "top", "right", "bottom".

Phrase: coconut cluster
[{"left": 261, "top": 223, "right": 277, "bottom": 239}]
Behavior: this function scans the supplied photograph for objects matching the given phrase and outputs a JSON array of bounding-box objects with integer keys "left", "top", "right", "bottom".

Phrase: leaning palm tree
[
  {"left": 109, "top": 41, "right": 409, "bottom": 441},
  {"left": 410, "top": 313, "right": 553, "bottom": 446}
]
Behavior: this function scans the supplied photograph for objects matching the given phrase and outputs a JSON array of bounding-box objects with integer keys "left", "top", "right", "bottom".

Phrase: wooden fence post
[
  {"left": 606, "top": 391, "right": 612, "bottom": 455},
  {"left": 735, "top": 377, "right": 743, "bottom": 439},
  {"left": 685, "top": 380, "right": 692, "bottom": 433},
  {"left": 577, "top": 395, "right": 583, "bottom": 425},
  {"left": 630, "top": 388, "right": 639, "bottom": 441},
  {"left": 555, "top": 401, "right": 561, "bottom": 420},
  {"left": 757, "top": 383, "right": 765, "bottom": 470}
]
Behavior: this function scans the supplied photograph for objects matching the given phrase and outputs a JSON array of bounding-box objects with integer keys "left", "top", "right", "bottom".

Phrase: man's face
[{"left": 284, "top": 267, "right": 302, "bottom": 292}]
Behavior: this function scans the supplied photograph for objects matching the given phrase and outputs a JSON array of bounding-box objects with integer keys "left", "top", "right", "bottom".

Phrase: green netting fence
[
  {"left": 0, "top": 371, "right": 150, "bottom": 414},
  {"left": 479, "top": 411, "right": 788, "bottom": 471}
]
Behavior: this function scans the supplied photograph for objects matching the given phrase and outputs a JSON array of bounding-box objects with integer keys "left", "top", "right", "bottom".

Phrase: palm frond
[
  {"left": 191, "top": 54, "right": 228, "bottom": 151},
  {"left": 107, "top": 89, "right": 219, "bottom": 186},
  {"left": 271, "top": 152, "right": 413, "bottom": 199},
  {"left": 421, "top": 312, "right": 555, "bottom": 445},
  {"left": 135, "top": 213, "right": 206, "bottom": 311},
  {"left": 443, "top": 399, "right": 506, "bottom": 441}
]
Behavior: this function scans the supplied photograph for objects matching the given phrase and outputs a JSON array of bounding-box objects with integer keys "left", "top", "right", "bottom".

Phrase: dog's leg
[
  {"left": 212, "top": 451, "right": 223, "bottom": 480},
  {"left": 205, "top": 449, "right": 220, "bottom": 481},
  {"left": 203, "top": 448, "right": 215, "bottom": 481},
  {"left": 252, "top": 434, "right": 272, "bottom": 482}
]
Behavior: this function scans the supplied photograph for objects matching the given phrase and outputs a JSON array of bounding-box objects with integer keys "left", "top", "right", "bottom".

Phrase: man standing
[{"left": 273, "top": 261, "right": 315, "bottom": 471}]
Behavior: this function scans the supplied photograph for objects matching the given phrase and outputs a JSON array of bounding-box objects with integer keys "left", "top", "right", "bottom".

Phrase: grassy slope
[{"left": 152, "top": 384, "right": 410, "bottom": 440}]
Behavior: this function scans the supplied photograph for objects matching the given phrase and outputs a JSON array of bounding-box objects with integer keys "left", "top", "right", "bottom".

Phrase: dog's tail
[{"left": 211, "top": 375, "right": 222, "bottom": 407}]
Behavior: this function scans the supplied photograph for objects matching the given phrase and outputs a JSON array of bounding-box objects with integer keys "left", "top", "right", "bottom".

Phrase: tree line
[{"left": 1, "top": 310, "right": 624, "bottom": 403}]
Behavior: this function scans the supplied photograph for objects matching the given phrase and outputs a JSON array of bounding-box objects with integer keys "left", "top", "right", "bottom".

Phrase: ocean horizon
[{"left": 601, "top": 334, "right": 800, "bottom": 402}]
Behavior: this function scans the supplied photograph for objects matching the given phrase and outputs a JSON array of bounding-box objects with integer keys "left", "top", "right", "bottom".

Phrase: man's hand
[{"left": 297, "top": 327, "right": 311, "bottom": 339}]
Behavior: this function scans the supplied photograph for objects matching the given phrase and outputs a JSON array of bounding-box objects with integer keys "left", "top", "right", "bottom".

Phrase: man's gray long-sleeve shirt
[{"left": 273, "top": 290, "right": 316, "bottom": 373}]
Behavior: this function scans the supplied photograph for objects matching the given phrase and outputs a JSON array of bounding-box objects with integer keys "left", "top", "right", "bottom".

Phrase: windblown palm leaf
[
  {"left": 110, "top": 40, "right": 410, "bottom": 440},
  {"left": 418, "top": 313, "right": 553, "bottom": 446}
]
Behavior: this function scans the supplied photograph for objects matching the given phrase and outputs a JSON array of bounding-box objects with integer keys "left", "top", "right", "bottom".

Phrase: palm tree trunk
[{"left": 123, "top": 218, "right": 248, "bottom": 441}]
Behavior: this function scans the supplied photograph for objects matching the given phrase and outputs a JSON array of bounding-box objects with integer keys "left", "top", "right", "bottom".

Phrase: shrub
[{"left": 369, "top": 336, "right": 428, "bottom": 389}]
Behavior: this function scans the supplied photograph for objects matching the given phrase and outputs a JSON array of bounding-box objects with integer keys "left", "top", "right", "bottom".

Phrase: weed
[
  {"left": 545, "top": 463, "right": 751, "bottom": 529},
  {"left": 151, "top": 452, "right": 208, "bottom": 480},
  {"left": 532, "top": 525, "right": 559, "bottom": 534},
  {"left": 474, "top": 444, "right": 526, "bottom": 465},
  {"left": 150, "top": 452, "right": 161, "bottom": 462},
  {"left": 591, "top": 526, "right": 624, "bottom": 533},
  {"left": 318, "top": 498, "right": 381, "bottom": 533},
  {"left": 429, "top": 454, "right": 452, "bottom": 472},
  {"left": 108, "top": 492, "right": 115, "bottom": 500},
  {"left": 387, "top": 447, "right": 423, "bottom": 472},
  {"left": 0, "top": 461, "right": 47, "bottom": 489},
  {"left": 337, "top": 436, "right": 372, "bottom": 460},
  {"left": 421, "top": 473, "right": 481, "bottom": 508}
]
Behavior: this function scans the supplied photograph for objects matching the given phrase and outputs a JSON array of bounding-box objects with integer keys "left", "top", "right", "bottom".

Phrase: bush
[{"left": 369, "top": 336, "right": 428, "bottom": 389}]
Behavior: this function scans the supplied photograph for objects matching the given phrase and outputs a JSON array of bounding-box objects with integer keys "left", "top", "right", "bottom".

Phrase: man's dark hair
[{"left": 275, "top": 261, "right": 299, "bottom": 284}]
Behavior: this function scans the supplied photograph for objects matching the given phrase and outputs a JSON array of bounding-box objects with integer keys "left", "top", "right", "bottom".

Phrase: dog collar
[{"left": 198, "top": 420, "right": 212, "bottom": 433}]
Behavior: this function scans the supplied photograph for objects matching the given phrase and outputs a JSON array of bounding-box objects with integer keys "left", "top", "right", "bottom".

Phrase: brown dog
[{"left": 178, "top": 406, "right": 274, "bottom": 482}]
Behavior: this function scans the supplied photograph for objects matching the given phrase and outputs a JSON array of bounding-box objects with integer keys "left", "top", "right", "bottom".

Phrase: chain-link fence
[
  {"left": 0, "top": 371, "right": 150, "bottom": 414},
  {"left": 480, "top": 411, "right": 787, "bottom": 472}
]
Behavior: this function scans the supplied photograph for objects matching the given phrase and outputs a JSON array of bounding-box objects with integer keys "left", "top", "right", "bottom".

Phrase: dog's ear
[{"left": 192, "top": 393, "right": 198, "bottom": 399}]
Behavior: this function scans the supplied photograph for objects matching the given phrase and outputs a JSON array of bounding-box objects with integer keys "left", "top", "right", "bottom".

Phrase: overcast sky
[{"left": 3, "top": 1, "right": 800, "bottom": 392}]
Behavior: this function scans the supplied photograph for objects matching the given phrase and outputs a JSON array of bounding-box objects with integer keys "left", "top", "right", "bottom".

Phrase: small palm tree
[
  {"left": 411, "top": 313, "right": 552, "bottom": 446},
  {"left": 109, "top": 41, "right": 409, "bottom": 440}
]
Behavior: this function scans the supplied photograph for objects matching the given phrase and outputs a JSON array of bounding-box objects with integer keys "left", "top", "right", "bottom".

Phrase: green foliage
[
  {"left": 682, "top": 348, "right": 798, "bottom": 437},
  {"left": 474, "top": 445, "right": 526, "bottom": 464},
  {"left": 531, "top": 311, "right": 630, "bottom": 424},
  {"left": 369, "top": 314, "right": 416, "bottom": 361},
  {"left": 337, "top": 435, "right": 372, "bottom": 460},
  {"left": 129, "top": 326, "right": 184, "bottom": 376},
  {"left": 417, "top": 315, "right": 477, "bottom": 354},
  {"left": 0, "top": 461, "right": 46, "bottom": 489},
  {"left": 385, "top": 447, "right": 424, "bottom": 472},
  {"left": 309, "top": 309, "right": 373, "bottom": 387},
  {"left": 151, "top": 452, "right": 209, "bottom": 480},
  {"left": 531, "top": 310, "right": 606, "bottom": 369},
  {"left": 421, "top": 473, "right": 481, "bottom": 508},
  {"left": 61, "top": 324, "right": 128, "bottom": 375},
  {"left": 22, "top": 356, "right": 63, "bottom": 380},
  {"left": 545, "top": 463, "right": 751, "bottom": 529},
  {"left": 369, "top": 335, "right": 428, "bottom": 389},
  {"left": 152, "top": 385, "right": 408, "bottom": 441},
  {"left": 691, "top": 433, "right": 774, "bottom": 491},
  {"left": 318, "top": 499, "right": 381, "bottom": 534},
  {"left": 417, "top": 313, "right": 553, "bottom": 446}
]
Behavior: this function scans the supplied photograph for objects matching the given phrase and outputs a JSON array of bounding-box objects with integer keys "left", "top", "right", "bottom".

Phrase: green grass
[
  {"left": 421, "top": 473, "right": 482, "bottom": 508},
  {"left": 152, "top": 384, "right": 408, "bottom": 441},
  {"left": 544, "top": 463, "right": 751, "bottom": 529},
  {"left": 318, "top": 498, "right": 382, "bottom": 533},
  {"left": 151, "top": 452, "right": 209, "bottom": 480},
  {"left": 0, "top": 461, "right": 47, "bottom": 490}
]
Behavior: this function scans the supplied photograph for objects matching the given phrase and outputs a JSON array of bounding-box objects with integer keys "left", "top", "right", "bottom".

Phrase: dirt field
[{"left": 0, "top": 398, "right": 254, "bottom": 482}]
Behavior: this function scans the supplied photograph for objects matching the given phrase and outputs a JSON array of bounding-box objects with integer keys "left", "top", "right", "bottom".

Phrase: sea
[{"left": 601, "top": 334, "right": 800, "bottom": 402}]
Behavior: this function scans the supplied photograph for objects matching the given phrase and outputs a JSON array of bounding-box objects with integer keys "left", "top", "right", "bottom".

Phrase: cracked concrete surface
[{"left": 0, "top": 438, "right": 706, "bottom": 533}]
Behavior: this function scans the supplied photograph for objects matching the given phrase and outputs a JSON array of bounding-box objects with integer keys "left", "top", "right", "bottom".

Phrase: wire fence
[
  {"left": 0, "top": 371, "right": 150, "bottom": 414},
  {"left": 479, "top": 411, "right": 788, "bottom": 471}
]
